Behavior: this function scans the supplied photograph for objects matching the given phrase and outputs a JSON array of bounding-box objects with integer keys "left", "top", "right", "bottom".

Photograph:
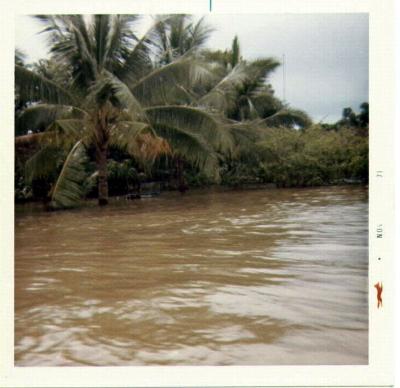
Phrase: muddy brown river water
[{"left": 15, "top": 186, "right": 368, "bottom": 366}]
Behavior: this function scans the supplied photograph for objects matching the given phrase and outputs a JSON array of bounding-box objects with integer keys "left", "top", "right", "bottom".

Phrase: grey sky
[{"left": 16, "top": 13, "right": 368, "bottom": 123}]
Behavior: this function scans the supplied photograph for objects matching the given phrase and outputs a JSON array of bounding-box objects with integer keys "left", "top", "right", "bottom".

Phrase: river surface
[{"left": 15, "top": 186, "right": 368, "bottom": 366}]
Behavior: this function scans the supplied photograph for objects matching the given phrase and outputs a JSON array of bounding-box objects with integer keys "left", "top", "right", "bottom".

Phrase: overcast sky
[{"left": 15, "top": 14, "right": 368, "bottom": 123}]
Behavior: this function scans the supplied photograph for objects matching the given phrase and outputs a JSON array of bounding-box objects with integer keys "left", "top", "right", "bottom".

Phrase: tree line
[{"left": 14, "top": 15, "right": 368, "bottom": 209}]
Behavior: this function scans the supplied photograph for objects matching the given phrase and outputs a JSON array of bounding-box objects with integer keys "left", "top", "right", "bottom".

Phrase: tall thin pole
[{"left": 282, "top": 53, "right": 286, "bottom": 102}]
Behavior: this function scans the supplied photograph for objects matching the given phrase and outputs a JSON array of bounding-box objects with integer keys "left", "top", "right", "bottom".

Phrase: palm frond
[
  {"left": 116, "top": 31, "right": 154, "bottom": 84},
  {"left": 234, "top": 95, "right": 260, "bottom": 121},
  {"left": 186, "top": 16, "right": 214, "bottom": 52},
  {"left": 31, "top": 59, "right": 73, "bottom": 90},
  {"left": 261, "top": 109, "right": 312, "bottom": 129},
  {"left": 198, "top": 63, "right": 249, "bottom": 112},
  {"left": 145, "top": 105, "right": 232, "bottom": 153},
  {"left": 16, "top": 104, "right": 86, "bottom": 135},
  {"left": 109, "top": 120, "right": 170, "bottom": 166},
  {"left": 70, "top": 21, "right": 98, "bottom": 83},
  {"left": 69, "top": 15, "right": 93, "bottom": 54},
  {"left": 35, "top": 15, "right": 97, "bottom": 89},
  {"left": 82, "top": 171, "right": 99, "bottom": 195},
  {"left": 15, "top": 49, "right": 26, "bottom": 66},
  {"left": 43, "top": 119, "right": 87, "bottom": 148},
  {"left": 226, "top": 121, "right": 265, "bottom": 158},
  {"left": 106, "top": 15, "right": 139, "bottom": 60},
  {"left": 15, "top": 65, "right": 74, "bottom": 105},
  {"left": 252, "top": 93, "right": 283, "bottom": 118},
  {"left": 34, "top": 15, "right": 68, "bottom": 43},
  {"left": 152, "top": 16, "right": 171, "bottom": 61},
  {"left": 130, "top": 133, "right": 171, "bottom": 166},
  {"left": 49, "top": 141, "right": 89, "bottom": 209},
  {"left": 93, "top": 15, "right": 111, "bottom": 67},
  {"left": 132, "top": 57, "right": 213, "bottom": 106},
  {"left": 246, "top": 58, "right": 280, "bottom": 87},
  {"left": 85, "top": 74, "right": 145, "bottom": 122},
  {"left": 199, "top": 58, "right": 280, "bottom": 116},
  {"left": 152, "top": 15, "right": 213, "bottom": 64},
  {"left": 153, "top": 124, "right": 218, "bottom": 177},
  {"left": 25, "top": 145, "right": 65, "bottom": 184},
  {"left": 108, "top": 74, "right": 145, "bottom": 120},
  {"left": 109, "top": 120, "right": 150, "bottom": 150},
  {"left": 168, "top": 15, "right": 187, "bottom": 55}
]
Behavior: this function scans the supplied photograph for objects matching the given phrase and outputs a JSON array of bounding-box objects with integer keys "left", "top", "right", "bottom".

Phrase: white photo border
[{"left": 0, "top": 0, "right": 395, "bottom": 386}]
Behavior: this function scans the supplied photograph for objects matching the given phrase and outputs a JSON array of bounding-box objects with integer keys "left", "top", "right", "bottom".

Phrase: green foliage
[
  {"left": 335, "top": 102, "right": 369, "bottom": 129},
  {"left": 107, "top": 159, "right": 140, "bottom": 195},
  {"left": 262, "top": 109, "right": 312, "bottom": 129},
  {"left": 15, "top": 65, "right": 74, "bottom": 105},
  {"left": 145, "top": 105, "right": 230, "bottom": 154},
  {"left": 15, "top": 49, "right": 26, "bottom": 66},
  {"left": 231, "top": 36, "right": 240, "bottom": 68},
  {"left": 185, "top": 168, "right": 215, "bottom": 187},
  {"left": 49, "top": 141, "right": 90, "bottom": 209},
  {"left": 25, "top": 145, "right": 65, "bottom": 184},
  {"left": 200, "top": 37, "right": 311, "bottom": 128},
  {"left": 251, "top": 125, "right": 368, "bottom": 187},
  {"left": 154, "top": 15, "right": 214, "bottom": 65},
  {"left": 16, "top": 104, "right": 85, "bottom": 135},
  {"left": 15, "top": 15, "right": 368, "bottom": 209},
  {"left": 15, "top": 15, "right": 228, "bottom": 209},
  {"left": 358, "top": 102, "right": 369, "bottom": 127}
]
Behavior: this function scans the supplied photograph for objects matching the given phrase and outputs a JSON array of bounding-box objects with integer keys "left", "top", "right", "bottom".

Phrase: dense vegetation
[{"left": 15, "top": 15, "right": 368, "bottom": 208}]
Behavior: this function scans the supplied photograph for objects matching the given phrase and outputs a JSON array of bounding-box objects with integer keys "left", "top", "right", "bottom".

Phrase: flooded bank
[{"left": 15, "top": 186, "right": 368, "bottom": 365}]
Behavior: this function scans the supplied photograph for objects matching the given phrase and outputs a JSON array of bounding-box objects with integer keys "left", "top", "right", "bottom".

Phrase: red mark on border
[{"left": 374, "top": 282, "right": 383, "bottom": 308}]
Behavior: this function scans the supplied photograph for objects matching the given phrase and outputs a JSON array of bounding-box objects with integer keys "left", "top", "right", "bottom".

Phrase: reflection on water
[{"left": 15, "top": 186, "right": 368, "bottom": 365}]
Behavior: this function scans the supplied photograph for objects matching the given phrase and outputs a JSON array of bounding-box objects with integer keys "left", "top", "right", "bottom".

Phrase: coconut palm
[
  {"left": 196, "top": 37, "right": 312, "bottom": 185},
  {"left": 200, "top": 36, "right": 312, "bottom": 128},
  {"left": 15, "top": 15, "right": 228, "bottom": 208},
  {"left": 153, "top": 14, "right": 214, "bottom": 66}
]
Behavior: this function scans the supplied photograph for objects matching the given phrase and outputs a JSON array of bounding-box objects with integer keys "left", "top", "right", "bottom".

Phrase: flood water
[{"left": 15, "top": 186, "right": 368, "bottom": 366}]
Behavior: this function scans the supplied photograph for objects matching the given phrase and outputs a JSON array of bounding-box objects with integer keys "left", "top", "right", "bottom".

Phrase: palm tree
[
  {"left": 200, "top": 36, "right": 312, "bottom": 128},
  {"left": 153, "top": 14, "right": 214, "bottom": 66},
  {"left": 15, "top": 15, "right": 228, "bottom": 208},
  {"left": 196, "top": 37, "right": 312, "bottom": 185},
  {"left": 148, "top": 14, "right": 217, "bottom": 191}
]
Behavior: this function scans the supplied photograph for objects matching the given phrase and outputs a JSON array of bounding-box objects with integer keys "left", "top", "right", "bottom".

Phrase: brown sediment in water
[{"left": 15, "top": 186, "right": 368, "bottom": 366}]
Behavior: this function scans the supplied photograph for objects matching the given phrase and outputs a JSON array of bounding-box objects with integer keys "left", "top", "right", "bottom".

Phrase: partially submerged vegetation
[{"left": 15, "top": 15, "right": 368, "bottom": 209}]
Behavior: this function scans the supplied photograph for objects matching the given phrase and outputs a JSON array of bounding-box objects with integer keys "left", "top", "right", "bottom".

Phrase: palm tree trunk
[{"left": 96, "top": 143, "right": 109, "bottom": 206}]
